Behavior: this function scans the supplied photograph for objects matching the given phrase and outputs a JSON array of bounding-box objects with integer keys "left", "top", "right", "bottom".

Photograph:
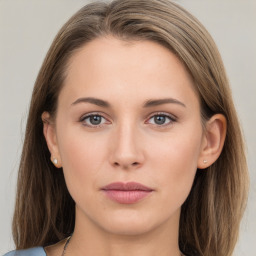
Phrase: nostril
[{"left": 113, "top": 162, "right": 139, "bottom": 167}]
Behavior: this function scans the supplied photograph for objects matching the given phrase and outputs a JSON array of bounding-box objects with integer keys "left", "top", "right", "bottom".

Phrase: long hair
[{"left": 12, "top": 1, "right": 249, "bottom": 255}]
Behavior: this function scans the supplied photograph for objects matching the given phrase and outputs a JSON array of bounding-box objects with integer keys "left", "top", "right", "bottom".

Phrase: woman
[{"left": 4, "top": 0, "right": 248, "bottom": 255}]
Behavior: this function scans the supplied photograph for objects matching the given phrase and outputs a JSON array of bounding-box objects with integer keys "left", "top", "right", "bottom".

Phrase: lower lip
[{"left": 102, "top": 190, "right": 152, "bottom": 204}]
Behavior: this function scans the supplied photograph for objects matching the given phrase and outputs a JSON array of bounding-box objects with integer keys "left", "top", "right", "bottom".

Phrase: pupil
[
  {"left": 154, "top": 115, "right": 165, "bottom": 125},
  {"left": 90, "top": 115, "right": 101, "bottom": 125}
]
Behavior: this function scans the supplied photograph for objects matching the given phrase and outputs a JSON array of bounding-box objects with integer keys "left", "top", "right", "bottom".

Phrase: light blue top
[{"left": 3, "top": 247, "right": 46, "bottom": 256}]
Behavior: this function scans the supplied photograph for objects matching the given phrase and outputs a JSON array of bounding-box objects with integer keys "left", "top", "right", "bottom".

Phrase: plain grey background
[{"left": 0, "top": 0, "right": 255, "bottom": 255}]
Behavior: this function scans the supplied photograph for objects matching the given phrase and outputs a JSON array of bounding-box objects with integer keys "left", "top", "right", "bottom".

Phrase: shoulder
[{"left": 3, "top": 247, "right": 46, "bottom": 256}]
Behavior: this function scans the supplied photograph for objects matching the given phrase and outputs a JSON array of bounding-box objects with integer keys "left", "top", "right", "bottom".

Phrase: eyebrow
[
  {"left": 71, "top": 97, "right": 110, "bottom": 108},
  {"left": 143, "top": 98, "right": 186, "bottom": 108},
  {"left": 71, "top": 97, "right": 186, "bottom": 108}
]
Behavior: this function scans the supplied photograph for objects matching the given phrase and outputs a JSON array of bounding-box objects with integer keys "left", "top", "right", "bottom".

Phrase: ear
[
  {"left": 41, "top": 111, "right": 62, "bottom": 168},
  {"left": 197, "top": 114, "right": 227, "bottom": 169}
]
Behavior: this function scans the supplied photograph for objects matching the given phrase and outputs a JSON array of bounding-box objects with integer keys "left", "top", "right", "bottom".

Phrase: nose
[{"left": 109, "top": 122, "right": 145, "bottom": 170}]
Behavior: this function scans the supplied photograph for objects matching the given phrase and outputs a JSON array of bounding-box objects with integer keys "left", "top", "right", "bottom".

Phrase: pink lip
[{"left": 101, "top": 182, "right": 153, "bottom": 204}]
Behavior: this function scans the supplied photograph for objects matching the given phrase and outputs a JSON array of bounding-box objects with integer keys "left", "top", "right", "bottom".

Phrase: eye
[
  {"left": 147, "top": 113, "right": 176, "bottom": 126},
  {"left": 80, "top": 113, "right": 110, "bottom": 127}
]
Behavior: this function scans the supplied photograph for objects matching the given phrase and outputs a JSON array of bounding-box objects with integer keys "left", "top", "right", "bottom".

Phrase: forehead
[{"left": 60, "top": 36, "right": 198, "bottom": 108}]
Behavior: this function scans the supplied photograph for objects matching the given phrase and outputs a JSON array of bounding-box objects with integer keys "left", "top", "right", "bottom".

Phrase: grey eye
[
  {"left": 148, "top": 114, "right": 174, "bottom": 126},
  {"left": 81, "top": 114, "right": 107, "bottom": 126},
  {"left": 154, "top": 115, "right": 166, "bottom": 125},
  {"left": 89, "top": 115, "right": 102, "bottom": 125}
]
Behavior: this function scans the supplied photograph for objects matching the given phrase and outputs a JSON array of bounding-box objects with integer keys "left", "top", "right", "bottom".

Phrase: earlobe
[
  {"left": 41, "top": 112, "right": 62, "bottom": 168},
  {"left": 197, "top": 114, "right": 227, "bottom": 169}
]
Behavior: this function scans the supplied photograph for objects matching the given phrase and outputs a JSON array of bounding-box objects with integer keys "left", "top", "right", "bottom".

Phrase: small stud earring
[
  {"left": 53, "top": 158, "right": 58, "bottom": 165},
  {"left": 203, "top": 159, "right": 207, "bottom": 164}
]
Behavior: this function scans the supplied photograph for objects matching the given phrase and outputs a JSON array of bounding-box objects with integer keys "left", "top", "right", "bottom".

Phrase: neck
[{"left": 66, "top": 206, "right": 181, "bottom": 256}]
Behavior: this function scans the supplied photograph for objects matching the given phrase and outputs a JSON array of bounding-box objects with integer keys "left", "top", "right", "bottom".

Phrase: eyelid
[
  {"left": 79, "top": 111, "right": 110, "bottom": 121},
  {"left": 147, "top": 111, "right": 177, "bottom": 120}
]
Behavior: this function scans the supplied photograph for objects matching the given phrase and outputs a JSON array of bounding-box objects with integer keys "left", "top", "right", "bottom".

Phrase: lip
[{"left": 101, "top": 182, "right": 154, "bottom": 204}]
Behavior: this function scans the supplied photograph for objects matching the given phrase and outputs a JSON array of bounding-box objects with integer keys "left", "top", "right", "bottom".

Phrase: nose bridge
[{"left": 109, "top": 117, "right": 144, "bottom": 169}]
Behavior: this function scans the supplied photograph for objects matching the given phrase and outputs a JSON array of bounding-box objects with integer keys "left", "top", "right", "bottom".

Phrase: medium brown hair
[{"left": 12, "top": 1, "right": 249, "bottom": 255}]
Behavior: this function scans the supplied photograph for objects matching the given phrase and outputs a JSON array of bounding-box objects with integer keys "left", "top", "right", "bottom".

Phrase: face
[{"left": 46, "top": 37, "right": 207, "bottom": 236}]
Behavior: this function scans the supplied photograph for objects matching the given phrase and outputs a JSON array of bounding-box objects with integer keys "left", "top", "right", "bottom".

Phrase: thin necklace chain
[
  {"left": 61, "top": 235, "right": 184, "bottom": 256},
  {"left": 61, "top": 235, "right": 72, "bottom": 256}
]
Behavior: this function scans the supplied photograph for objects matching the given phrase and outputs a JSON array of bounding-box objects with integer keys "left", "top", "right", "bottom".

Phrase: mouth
[{"left": 101, "top": 182, "right": 154, "bottom": 204}]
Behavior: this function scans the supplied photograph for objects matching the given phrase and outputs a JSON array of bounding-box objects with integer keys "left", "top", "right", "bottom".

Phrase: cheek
[
  {"left": 147, "top": 126, "right": 202, "bottom": 201},
  {"left": 57, "top": 127, "right": 108, "bottom": 198},
  {"left": 58, "top": 121, "right": 108, "bottom": 166}
]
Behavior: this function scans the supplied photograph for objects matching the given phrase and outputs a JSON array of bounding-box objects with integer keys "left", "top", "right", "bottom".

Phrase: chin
[
  {"left": 103, "top": 220, "right": 156, "bottom": 236},
  {"left": 96, "top": 208, "right": 171, "bottom": 236}
]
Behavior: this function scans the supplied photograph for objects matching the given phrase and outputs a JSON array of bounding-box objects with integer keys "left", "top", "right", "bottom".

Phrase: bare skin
[{"left": 43, "top": 36, "right": 226, "bottom": 256}]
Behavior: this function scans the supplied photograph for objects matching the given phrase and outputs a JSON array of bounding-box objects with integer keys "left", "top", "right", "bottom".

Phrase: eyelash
[
  {"left": 146, "top": 112, "right": 177, "bottom": 127},
  {"left": 79, "top": 112, "right": 177, "bottom": 128},
  {"left": 80, "top": 112, "right": 110, "bottom": 128}
]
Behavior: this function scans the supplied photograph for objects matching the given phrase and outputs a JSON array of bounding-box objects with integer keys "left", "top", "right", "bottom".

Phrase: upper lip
[{"left": 101, "top": 182, "right": 153, "bottom": 191}]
